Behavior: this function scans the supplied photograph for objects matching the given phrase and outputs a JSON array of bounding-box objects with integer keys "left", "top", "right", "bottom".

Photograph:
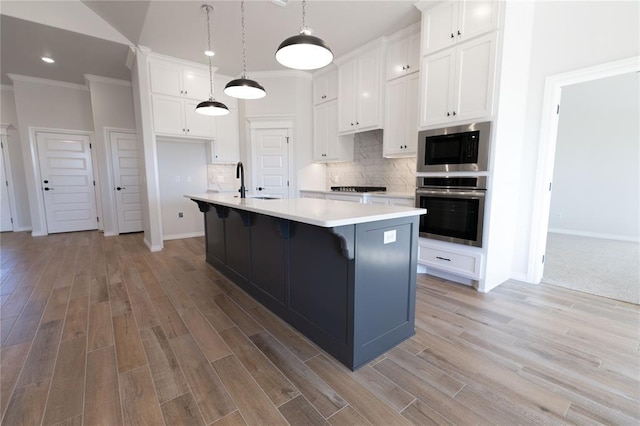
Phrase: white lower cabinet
[
  {"left": 299, "top": 191, "right": 326, "bottom": 199},
  {"left": 326, "top": 193, "right": 363, "bottom": 203},
  {"left": 418, "top": 238, "right": 482, "bottom": 279}
]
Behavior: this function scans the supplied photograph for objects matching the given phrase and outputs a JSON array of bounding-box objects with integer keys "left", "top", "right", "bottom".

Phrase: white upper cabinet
[
  {"left": 149, "top": 59, "right": 210, "bottom": 100},
  {"left": 313, "top": 100, "right": 354, "bottom": 163},
  {"left": 420, "top": 32, "right": 497, "bottom": 127},
  {"left": 313, "top": 67, "right": 338, "bottom": 105},
  {"left": 421, "top": 0, "right": 501, "bottom": 56},
  {"left": 210, "top": 107, "right": 240, "bottom": 164},
  {"left": 386, "top": 32, "right": 420, "bottom": 81},
  {"left": 152, "top": 94, "right": 216, "bottom": 138},
  {"left": 383, "top": 73, "right": 419, "bottom": 157},
  {"left": 336, "top": 41, "right": 385, "bottom": 134}
]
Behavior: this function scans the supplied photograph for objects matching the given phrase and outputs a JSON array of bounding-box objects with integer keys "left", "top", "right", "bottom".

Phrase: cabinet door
[
  {"left": 324, "top": 101, "right": 341, "bottom": 160},
  {"left": 356, "top": 47, "right": 381, "bottom": 130},
  {"left": 152, "top": 95, "right": 184, "bottom": 135},
  {"left": 338, "top": 59, "right": 358, "bottom": 133},
  {"left": 420, "top": 50, "right": 455, "bottom": 127},
  {"left": 184, "top": 100, "right": 216, "bottom": 138},
  {"left": 313, "top": 76, "right": 329, "bottom": 105},
  {"left": 421, "top": 1, "right": 457, "bottom": 56},
  {"left": 383, "top": 78, "right": 408, "bottom": 157},
  {"left": 213, "top": 108, "right": 240, "bottom": 163},
  {"left": 182, "top": 67, "right": 211, "bottom": 101},
  {"left": 458, "top": 0, "right": 501, "bottom": 44},
  {"left": 404, "top": 73, "right": 420, "bottom": 154},
  {"left": 453, "top": 33, "right": 497, "bottom": 123},
  {"left": 326, "top": 69, "right": 338, "bottom": 101},
  {"left": 407, "top": 33, "right": 421, "bottom": 73},
  {"left": 149, "top": 60, "right": 182, "bottom": 96},
  {"left": 313, "top": 103, "right": 328, "bottom": 161},
  {"left": 386, "top": 37, "right": 408, "bottom": 81}
]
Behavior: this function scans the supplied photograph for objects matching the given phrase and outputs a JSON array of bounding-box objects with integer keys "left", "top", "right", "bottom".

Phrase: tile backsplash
[
  {"left": 207, "top": 164, "right": 237, "bottom": 191},
  {"left": 326, "top": 130, "right": 416, "bottom": 193}
]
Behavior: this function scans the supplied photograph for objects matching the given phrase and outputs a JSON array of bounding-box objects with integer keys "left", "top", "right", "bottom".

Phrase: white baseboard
[
  {"left": 163, "top": 232, "right": 204, "bottom": 241},
  {"left": 548, "top": 228, "right": 639, "bottom": 243},
  {"left": 422, "top": 267, "right": 476, "bottom": 287},
  {"left": 143, "top": 237, "right": 163, "bottom": 252},
  {"left": 103, "top": 232, "right": 117, "bottom": 237},
  {"left": 31, "top": 230, "right": 47, "bottom": 237}
]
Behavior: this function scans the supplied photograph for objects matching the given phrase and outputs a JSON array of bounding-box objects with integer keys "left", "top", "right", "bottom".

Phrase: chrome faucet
[{"left": 236, "top": 161, "right": 246, "bottom": 198}]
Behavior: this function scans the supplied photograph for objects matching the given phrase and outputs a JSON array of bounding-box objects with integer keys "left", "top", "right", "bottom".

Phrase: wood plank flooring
[{"left": 1, "top": 230, "right": 638, "bottom": 425}]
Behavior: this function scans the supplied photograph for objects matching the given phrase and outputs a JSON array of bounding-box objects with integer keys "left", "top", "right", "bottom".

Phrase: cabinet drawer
[{"left": 418, "top": 244, "right": 480, "bottom": 278}]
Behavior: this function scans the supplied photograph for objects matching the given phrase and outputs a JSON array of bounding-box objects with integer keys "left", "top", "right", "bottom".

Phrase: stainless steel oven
[
  {"left": 415, "top": 176, "right": 486, "bottom": 247},
  {"left": 417, "top": 121, "right": 492, "bottom": 173}
]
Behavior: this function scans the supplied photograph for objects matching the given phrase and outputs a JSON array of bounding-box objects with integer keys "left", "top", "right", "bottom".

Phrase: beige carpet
[{"left": 542, "top": 232, "right": 640, "bottom": 305}]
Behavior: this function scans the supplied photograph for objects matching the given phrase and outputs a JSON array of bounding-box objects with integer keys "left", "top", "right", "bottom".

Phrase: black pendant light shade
[
  {"left": 224, "top": 77, "right": 266, "bottom": 100},
  {"left": 224, "top": 0, "right": 266, "bottom": 100},
  {"left": 196, "top": 4, "right": 229, "bottom": 116},
  {"left": 195, "top": 99, "right": 230, "bottom": 116},
  {"left": 275, "top": 0, "right": 333, "bottom": 70},
  {"left": 275, "top": 33, "right": 333, "bottom": 70}
]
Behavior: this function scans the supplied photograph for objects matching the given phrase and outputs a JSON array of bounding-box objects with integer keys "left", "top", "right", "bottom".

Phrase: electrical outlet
[{"left": 178, "top": 212, "right": 184, "bottom": 218}]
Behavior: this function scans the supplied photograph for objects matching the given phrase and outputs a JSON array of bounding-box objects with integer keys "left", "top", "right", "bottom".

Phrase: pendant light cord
[
  {"left": 205, "top": 5, "right": 214, "bottom": 100},
  {"left": 241, "top": 0, "right": 247, "bottom": 79},
  {"left": 301, "top": 0, "right": 308, "bottom": 33}
]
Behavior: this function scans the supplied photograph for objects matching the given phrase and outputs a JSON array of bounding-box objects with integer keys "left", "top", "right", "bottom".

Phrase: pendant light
[
  {"left": 224, "top": 0, "right": 266, "bottom": 100},
  {"left": 275, "top": 0, "right": 333, "bottom": 70},
  {"left": 196, "top": 4, "right": 229, "bottom": 116}
]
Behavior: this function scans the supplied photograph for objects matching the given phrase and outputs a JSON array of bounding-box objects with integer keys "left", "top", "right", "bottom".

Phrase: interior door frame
[
  {"left": 29, "top": 127, "right": 99, "bottom": 236},
  {"left": 105, "top": 127, "right": 138, "bottom": 236},
  {"left": 528, "top": 56, "right": 640, "bottom": 283},
  {"left": 0, "top": 124, "right": 19, "bottom": 231},
  {"left": 245, "top": 115, "right": 294, "bottom": 198}
]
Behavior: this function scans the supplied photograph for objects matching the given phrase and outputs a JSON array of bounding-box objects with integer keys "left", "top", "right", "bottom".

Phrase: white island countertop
[{"left": 186, "top": 193, "right": 426, "bottom": 228}]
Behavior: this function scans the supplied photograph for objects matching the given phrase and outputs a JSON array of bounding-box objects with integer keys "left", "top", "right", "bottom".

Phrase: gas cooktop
[{"left": 330, "top": 186, "right": 387, "bottom": 193}]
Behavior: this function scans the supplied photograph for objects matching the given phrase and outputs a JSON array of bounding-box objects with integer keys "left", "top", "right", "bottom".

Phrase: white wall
[
  {"left": 86, "top": 76, "right": 137, "bottom": 236},
  {"left": 10, "top": 76, "right": 95, "bottom": 236},
  {"left": 242, "top": 71, "right": 325, "bottom": 195},
  {"left": 511, "top": 1, "right": 640, "bottom": 277},
  {"left": 156, "top": 140, "right": 207, "bottom": 239},
  {"left": 549, "top": 72, "right": 639, "bottom": 240},
  {"left": 0, "top": 87, "right": 30, "bottom": 230}
]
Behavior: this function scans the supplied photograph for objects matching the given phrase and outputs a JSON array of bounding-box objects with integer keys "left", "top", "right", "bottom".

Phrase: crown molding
[
  {"left": 386, "top": 22, "right": 421, "bottom": 43},
  {"left": 7, "top": 74, "right": 89, "bottom": 91},
  {"left": 0, "top": 84, "right": 14, "bottom": 91},
  {"left": 147, "top": 51, "right": 219, "bottom": 73},
  {"left": 125, "top": 46, "right": 136, "bottom": 70},
  {"left": 84, "top": 75, "right": 132, "bottom": 87},
  {"left": 248, "top": 70, "right": 312, "bottom": 80}
]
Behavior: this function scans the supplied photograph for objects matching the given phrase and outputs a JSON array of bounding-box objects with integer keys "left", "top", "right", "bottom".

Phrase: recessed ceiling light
[
  {"left": 204, "top": 50, "right": 215, "bottom": 57},
  {"left": 41, "top": 57, "right": 55, "bottom": 64}
]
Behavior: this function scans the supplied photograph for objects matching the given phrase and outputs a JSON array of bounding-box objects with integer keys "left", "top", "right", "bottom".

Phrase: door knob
[
  {"left": 43, "top": 179, "right": 49, "bottom": 184},
  {"left": 257, "top": 187, "right": 264, "bottom": 191},
  {"left": 116, "top": 187, "right": 126, "bottom": 191}
]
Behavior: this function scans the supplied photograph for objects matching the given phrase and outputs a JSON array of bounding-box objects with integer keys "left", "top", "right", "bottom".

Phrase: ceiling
[{"left": 1, "top": 0, "right": 423, "bottom": 87}]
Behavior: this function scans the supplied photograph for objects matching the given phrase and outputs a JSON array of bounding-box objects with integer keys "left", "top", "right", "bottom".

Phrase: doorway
[
  {"left": 109, "top": 130, "right": 143, "bottom": 234},
  {"left": 36, "top": 131, "right": 99, "bottom": 234},
  {"left": 251, "top": 127, "right": 290, "bottom": 198},
  {"left": 0, "top": 132, "right": 15, "bottom": 232},
  {"left": 528, "top": 56, "right": 640, "bottom": 303}
]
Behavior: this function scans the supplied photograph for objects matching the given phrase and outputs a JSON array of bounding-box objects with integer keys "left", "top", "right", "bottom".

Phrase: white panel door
[
  {"left": 110, "top": 131, "right": 143, "bottom": 234},
  {"left": 0, "top": 140, "right": 13, "bottom": 231},
  {"left": 253, "top": 128, "right": 289, "bottom": 198},
  {"left": 36, "top": 132, "right": 98, "bottom": 234},
  {"left": 420, "top": 50, "right": 455, "bottom": 127}
]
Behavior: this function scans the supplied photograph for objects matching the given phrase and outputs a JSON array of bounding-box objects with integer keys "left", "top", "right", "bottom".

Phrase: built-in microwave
[{"left": 417, "top": 121, "right": 492, "bottom": 173}]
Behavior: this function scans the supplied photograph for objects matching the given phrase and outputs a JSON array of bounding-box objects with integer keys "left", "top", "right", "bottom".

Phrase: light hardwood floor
[{"left": 1, "top": 230, "right": 638, "bottom": 425}]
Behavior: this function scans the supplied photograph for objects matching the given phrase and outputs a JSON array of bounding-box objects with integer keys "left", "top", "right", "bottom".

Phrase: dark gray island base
[{"left": 192, "top": 198, "right": 420, "bottom": 370}]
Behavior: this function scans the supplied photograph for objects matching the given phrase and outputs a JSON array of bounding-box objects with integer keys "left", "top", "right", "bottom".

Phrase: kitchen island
[{"left": 187, "top": 193, "right": 426, "bottom": 370}]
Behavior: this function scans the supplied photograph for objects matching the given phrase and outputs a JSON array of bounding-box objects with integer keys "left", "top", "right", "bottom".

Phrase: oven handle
[{"left": 415, "top": 189, "right": 486, "bottom": 198}]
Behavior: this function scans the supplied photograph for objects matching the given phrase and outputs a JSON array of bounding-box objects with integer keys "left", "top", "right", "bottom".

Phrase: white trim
[
  {"left": 7, "top": 74, "right": 88, "bottom": 91},
  {"left": 386, "top": 22, "right": 421, "bottom": 43},
  {"left": 125, "top": 46, "right": 136, "bottom": 71},
  {"left": 334, "top": 37, "right": 387, "bottom": 65},
  {"left": 147, "top": 51, "right": 218, "bottom": 74},
  {"left": 248, "top": 70, "right": 313, "bottom": 80},
  {"left": 245, "top": 115, "right": 295, "bottom": 130},
  {"left": 28, "top": 127, "right": 97, "bottom": 236},
  {"left": 548, "top": 228, "right": 640, "bottom": 243},
  {"left": 528, "top": 56, "right": 640, "bottom": 283},
  {"left": 1, "top": 85, "right": 14, "bottom": 91},
  {"left": 143, "top": 237, "right": 163, "bottom": 252},
  {"left": 162, "top": 231, "right": 204, "bottom": 241},
  {"left": 0, "top": 129, "right": 19, "bottom": 231},
  {"left": 103, "top": 231, "right": 117, "bottom": 237},
  {"left": 84, "top": 75, "right": 132, "bottom": 87}
]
